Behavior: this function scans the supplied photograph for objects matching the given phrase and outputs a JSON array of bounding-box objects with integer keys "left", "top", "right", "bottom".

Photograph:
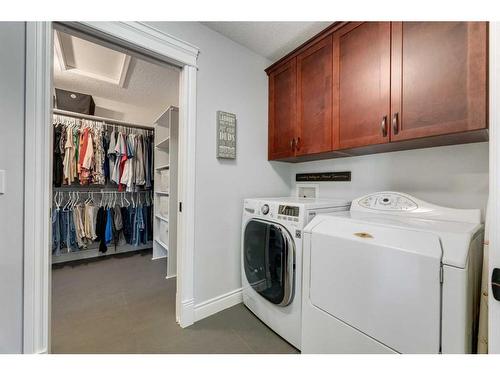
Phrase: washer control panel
[{"left": 358, "top": 192, "right": 418, "bottom": 211}]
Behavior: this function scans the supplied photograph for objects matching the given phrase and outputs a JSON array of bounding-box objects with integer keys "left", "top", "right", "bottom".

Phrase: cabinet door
[
  {"left": 337, "top": 22, "right": 391, "bottom": 149},
  {"left": 268, "top": 59, "right": 297, "bottom": 160},
  {"left": 296, "top": 35, "right": 334, "bottom": 155},
  {"left": 391, "top": 22, "right": 488, "bottom": 141}
]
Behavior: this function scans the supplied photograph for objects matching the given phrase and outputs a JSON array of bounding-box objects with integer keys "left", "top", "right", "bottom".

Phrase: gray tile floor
[{"left": 51, "top": 250, "right": 299, "bottom": 354}]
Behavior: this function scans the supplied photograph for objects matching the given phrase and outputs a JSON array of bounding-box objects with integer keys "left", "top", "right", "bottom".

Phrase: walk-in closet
[{"left": 50, "top": 26, "right": 180, "bottom": 353}]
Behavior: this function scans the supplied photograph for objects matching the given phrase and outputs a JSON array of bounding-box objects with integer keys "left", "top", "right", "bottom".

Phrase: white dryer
[
  {"left": 301, "top": 192, "right": 484, "bottom": 354},
  {"left": 241, "top": 197, "right": 350, "bottom": 349}
]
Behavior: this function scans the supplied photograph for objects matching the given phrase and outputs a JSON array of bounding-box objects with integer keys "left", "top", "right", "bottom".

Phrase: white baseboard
[
  {"left": 194, "top": 288, "right": 243, "bottom": 322},
  {"left": 180, "top": 298, "right": 195, "bottom": 328}
]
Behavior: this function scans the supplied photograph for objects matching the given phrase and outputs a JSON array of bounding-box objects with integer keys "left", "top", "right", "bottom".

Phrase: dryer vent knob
[{"left": 261, "top": 204, "right": 270, "bottom": 215}]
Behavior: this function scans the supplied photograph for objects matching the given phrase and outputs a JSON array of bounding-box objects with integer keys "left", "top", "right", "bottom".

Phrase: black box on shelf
[{"left": 55, "top": 88, "right": 95, "bottom": 115}]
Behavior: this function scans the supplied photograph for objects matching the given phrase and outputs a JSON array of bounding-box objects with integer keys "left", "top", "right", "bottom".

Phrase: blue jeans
[
  {"left": 60, "top": 209, "right": 77, "bottom": 251},
  {"left": 128, "top": 206, "right": 137, "bottom": 245},
  {"left": 52, "top": 208, "right": 61, "bottom": 256},
  {"left": 132, "top": 206, "right": 144, "bottom": 246},
  {"left": 141, "top": 205, "right": 149, "bottom": 244}
]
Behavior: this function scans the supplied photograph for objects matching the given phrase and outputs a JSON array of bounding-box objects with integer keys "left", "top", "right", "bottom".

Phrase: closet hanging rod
[{"left": 53, "top": 108, "right": 154, "bottom": 131}]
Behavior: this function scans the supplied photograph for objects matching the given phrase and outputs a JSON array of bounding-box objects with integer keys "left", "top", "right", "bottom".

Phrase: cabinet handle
[
  {"left": 296, "top": 137, "right": 301, "bottom": 151},
  {"left": 381, "top": 116, "right": 388, "bottom": 137},
  {"left": 392, "top": 112, "right": 399, "bottom": 135},
  {"left": 290, "top": 138, "right": 295, "bottom": 150}
]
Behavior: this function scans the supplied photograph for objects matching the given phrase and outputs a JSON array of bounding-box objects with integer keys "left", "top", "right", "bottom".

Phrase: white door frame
[
  {"left": 489, "top": 21, "right": 500, "bottom": 353},
  {"left": 23, "top": 21, "right": 199, "bottom": 354}
]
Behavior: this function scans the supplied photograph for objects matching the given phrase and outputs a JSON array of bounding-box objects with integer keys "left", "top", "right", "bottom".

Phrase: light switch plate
[{"left": 0, "top": 170, "right": 5, "bottom": 194}]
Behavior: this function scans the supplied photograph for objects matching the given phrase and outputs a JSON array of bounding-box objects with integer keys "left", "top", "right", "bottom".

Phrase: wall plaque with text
[{"left": 216, "top": 111, "right": 236, "bottom": 159}]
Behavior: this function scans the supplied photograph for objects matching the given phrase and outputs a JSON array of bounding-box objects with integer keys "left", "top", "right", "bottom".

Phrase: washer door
[{"left": 243, "top": 219, "right": 295, "bottom": 306}]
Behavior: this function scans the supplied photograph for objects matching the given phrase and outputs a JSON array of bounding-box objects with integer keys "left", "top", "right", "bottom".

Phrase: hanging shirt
[
  {"left": 92, "top": 125, "right": 106, "bottom": 185},
  {"left": 78, "top": 127, "right": 89, "bottom": 175},
  {"left": 80, "top": 129, "right": 94, "bottom": 185},
  {"left": 63, "top": 125, "right": 76, "bottom": 184},
  {"left": 134, "top": 134, "right": 146, "bottom": 187},
  {"left": 115, "top": 133, "right": 128, "bottom": 191},
  {"left": 53, "top": 124, "right": 64, "bottom": 187}
]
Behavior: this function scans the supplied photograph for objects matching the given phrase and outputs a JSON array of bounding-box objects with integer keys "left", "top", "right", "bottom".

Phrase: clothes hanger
[
  {"left": 58, "top": 191, "right": 64, "bottom": 208},
  {"left": 53, "top": 191, "right": 59, "bottom": 208},
  {"left": 63, "top": 192, "right": 71, "bottom": 210}
]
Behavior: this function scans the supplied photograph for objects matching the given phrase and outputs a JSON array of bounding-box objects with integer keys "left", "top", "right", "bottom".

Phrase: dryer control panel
[
  {"left": 350, "top": 191, "right": 481, "bottom": 223},
  {"left": 357, "top": 192, "right": 418, "bottom": 211}
]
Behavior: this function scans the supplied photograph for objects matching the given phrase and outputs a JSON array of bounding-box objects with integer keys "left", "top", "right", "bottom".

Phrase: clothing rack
[
  {"left": 53, "top": 189, "right": 153, "bottom": 207},
  {"left": 52, "top": 189, "right": 154, "bottom": 265},
  {"left": 53, "top": 110, "right": 155, "bottom": 190},
  {"left": 53, "top": 108, "right": 154, "bottom": 131}
]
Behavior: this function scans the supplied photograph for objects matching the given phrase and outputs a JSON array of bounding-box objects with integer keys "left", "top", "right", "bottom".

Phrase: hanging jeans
[
  {"left": 141, "top": 205, "right": 149, "bottom": 244},
  {"left": 121, "top": 206, "right": 132, "bottom": 244},
  {"left": 105, "top": 208, "right": 113, "bottom": 245},
  {"left": 52, "top": 208, "right": 61, "bottom": 256},
  {"left": 133, "top": 205, "right": 145, "bottom": 246},
  {"left": 129, "top": 206, "right": 138, "bottom": 245},
  {"left": 60, "top": 209, "right": 77, "bottom": 252}
]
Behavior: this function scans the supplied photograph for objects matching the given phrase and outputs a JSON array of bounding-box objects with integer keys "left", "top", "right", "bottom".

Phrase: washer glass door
[{"left": 243, "top": 219, "right": 295, "bottom": 306}]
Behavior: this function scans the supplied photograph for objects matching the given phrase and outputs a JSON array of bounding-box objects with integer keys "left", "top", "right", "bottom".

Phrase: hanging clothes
[
  {"left": 53, "top": 124, "right": 64, "bottom": 187},
  {"left": 63, "top": 125, "right": 77, "bottom": 185},
  {"left": 51, "top": 207, "right": 61, "bottom": 255},
  {"left": 52, "top": 190, "right": 154, "bottom": 261},
  {"left": 55, "top": 115, "right": 154, "bottom": 190},
  {"left": 95, "top": 206, "right": 108, "bottom": 253}
]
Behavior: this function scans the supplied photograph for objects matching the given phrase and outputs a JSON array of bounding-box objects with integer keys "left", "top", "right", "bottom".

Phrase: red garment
[
  {"left": 78, "top": 128, "right": 89, "bottom": 173},
  {"left": 118, "top": 133, "right": 128, "bottom": 192}
]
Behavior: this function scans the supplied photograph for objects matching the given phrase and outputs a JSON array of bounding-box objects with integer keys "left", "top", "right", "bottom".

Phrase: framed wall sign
[{"left": 216, "top": 111, "right": 236, "bottom": 159}]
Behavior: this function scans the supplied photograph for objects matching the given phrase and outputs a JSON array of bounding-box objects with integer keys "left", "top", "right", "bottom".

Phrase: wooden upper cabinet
[
  {"left": 390, "top": 22, "right": 488, "bottom": 141},
  {"left": 296, "top": 35, "right": 334, "bottom": 155},
  {"left": 266, "top": 21, "right": 488, "bottom": 162},
  {"left": 268, "top": 59, "right": 297, "bottom": 160},
  {"left": 337, "top": 22, "right": 391, "bottom": 149}
]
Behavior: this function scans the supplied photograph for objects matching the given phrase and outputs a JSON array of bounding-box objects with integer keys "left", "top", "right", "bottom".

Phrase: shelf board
[
  {"left": 154, "top": 238, "right": 169, "bottom": 251},
  {"left": 155, "top": 164, "right": 170, "bottom": 171},
  {"left": 155, "top": 137, "right": 170, "bottom": 149},
  {"left": 155, "top": 214, "right": 169, "bottom": 222},
  {"left": 156, "top": 191, "right": 169, "bottom": 196},
  {"left": 52, "top": 241, "right": 153, "bottom": 264}
]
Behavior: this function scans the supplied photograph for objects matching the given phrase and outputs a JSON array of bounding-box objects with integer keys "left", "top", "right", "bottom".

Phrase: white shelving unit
[{"left": 153, "top": 106, "right": 178, "bottom": 279}]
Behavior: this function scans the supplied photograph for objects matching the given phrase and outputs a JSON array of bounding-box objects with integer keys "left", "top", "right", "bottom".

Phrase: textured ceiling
[
  {"left": 201, "top": 22, "right": 333, "bottom": 62},
  {"left": 54, "top": 31, "right": 179, "bottom": 126}
]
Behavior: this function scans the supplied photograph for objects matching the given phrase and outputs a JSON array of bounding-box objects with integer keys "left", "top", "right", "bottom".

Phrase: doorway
[
  {"left": 50, "top": 26, "right": 181, "bottom": 353},
  {"left": 23, "top": 22, "right": 199, "bottom": 354}
]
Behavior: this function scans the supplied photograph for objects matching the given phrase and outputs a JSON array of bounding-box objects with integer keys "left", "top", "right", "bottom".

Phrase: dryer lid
[
  {"left": 306, "top": 211, "right": 481, "bottom": 268},
  {"left": 308, "top": 216, "right": 442, "bottom": 353}
]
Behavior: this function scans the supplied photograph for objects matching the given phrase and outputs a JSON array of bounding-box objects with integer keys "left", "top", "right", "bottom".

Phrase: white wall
[
  {"left": 145, "top": 22, "right": 489, "bottom": 311},
  {"left": 146, "top": 22, "right": 292, "bottom": 305},
  {"left": 0, "top": 22, "right": 25, "bottom": 353},
  {"left": 290, "top": 142, "right": 489, "bottom": 218}
]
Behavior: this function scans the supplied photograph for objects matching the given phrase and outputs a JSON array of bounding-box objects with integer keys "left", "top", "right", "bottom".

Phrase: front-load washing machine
[{"left": 241, "top": 197, "right": 351, "bottom": 349}]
